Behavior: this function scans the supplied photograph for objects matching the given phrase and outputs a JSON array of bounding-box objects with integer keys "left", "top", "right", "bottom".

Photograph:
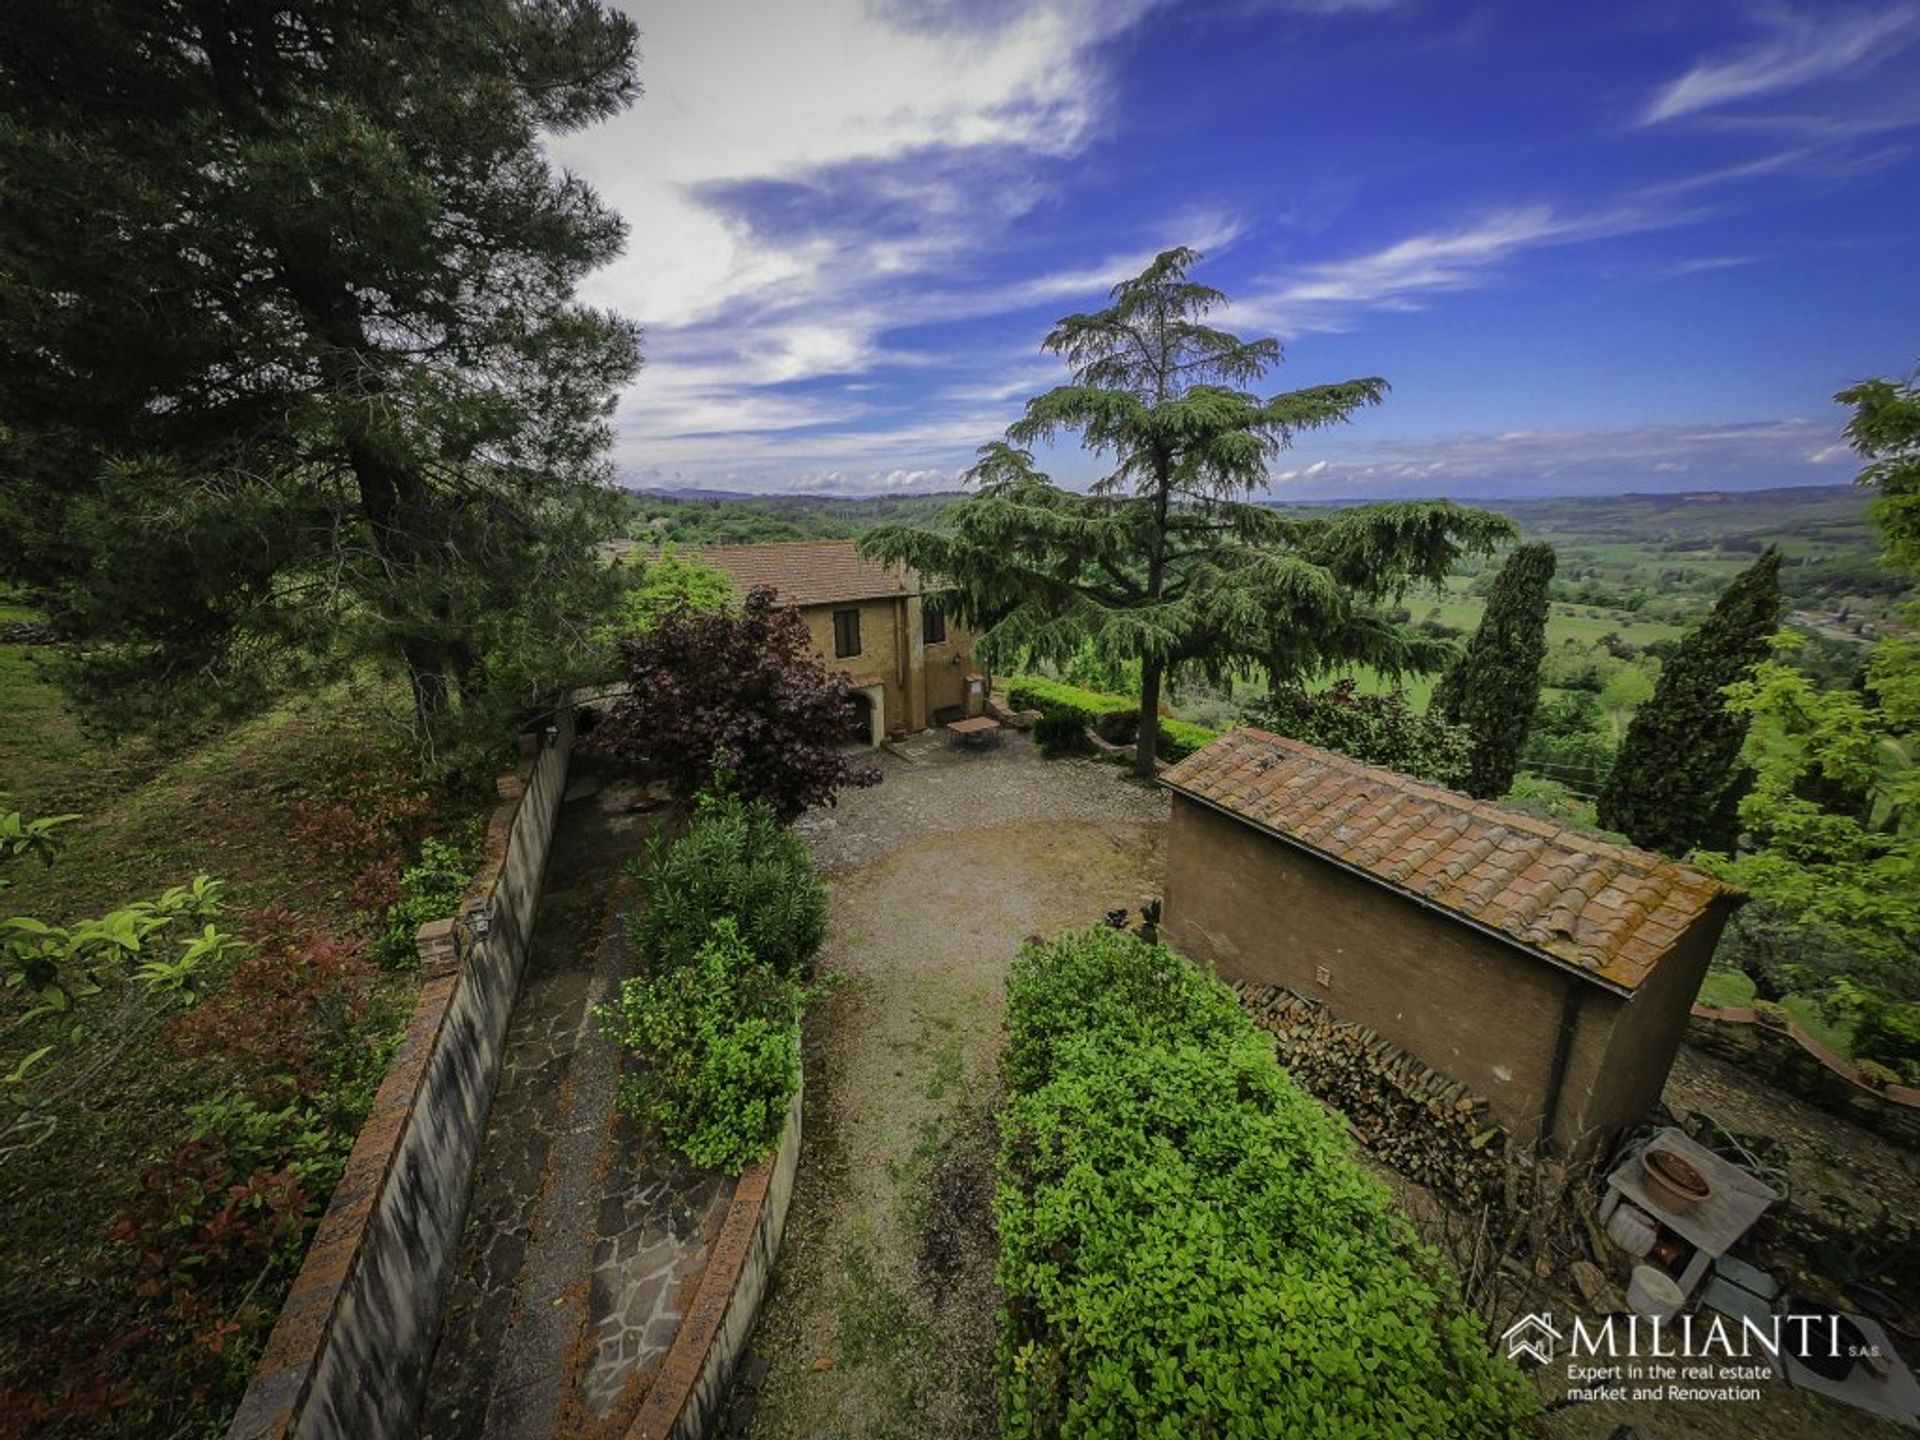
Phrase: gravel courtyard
[{"left": 722, "top": 731, "right": 1168, "bottom": 1440}]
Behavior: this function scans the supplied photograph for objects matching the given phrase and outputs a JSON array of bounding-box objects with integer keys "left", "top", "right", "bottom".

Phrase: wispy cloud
[
  {"left": 1642, "top": 6, "right": 1919, "bottom": 125},
  {"left": 1230, "top": 204, "right": 1679, "bottom": 334},
  {"left": 1270, "top": 419, "right": 1856, "bottom": 499}
]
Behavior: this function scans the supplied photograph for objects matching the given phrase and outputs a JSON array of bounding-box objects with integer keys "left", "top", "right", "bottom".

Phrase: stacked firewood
[{"left": 1235, "top": 982, "right": 1510, "bottom": 1205}]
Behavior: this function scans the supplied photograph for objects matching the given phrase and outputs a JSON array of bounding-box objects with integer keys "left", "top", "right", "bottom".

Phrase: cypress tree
[
  {"left": 1432, "top": 542, "right": 1556, "bottom": 798},
  {"left": 1597, "top": 549, "right": 1783, "bottom": 855}
]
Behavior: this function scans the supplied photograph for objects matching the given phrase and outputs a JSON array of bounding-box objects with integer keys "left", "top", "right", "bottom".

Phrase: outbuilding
[{"left": 1160, "top": 728, "right": 1739, "bottom": 1154}]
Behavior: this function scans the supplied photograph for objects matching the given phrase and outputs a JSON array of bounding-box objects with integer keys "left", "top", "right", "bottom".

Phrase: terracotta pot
[{"left": 1640, "top": 1147, "right": 1712, "bottom": 1211}]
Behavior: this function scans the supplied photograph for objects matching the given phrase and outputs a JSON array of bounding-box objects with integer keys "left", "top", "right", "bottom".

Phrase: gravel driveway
[{"left": 724, "top": 732, "right": 1167, "bottom": 1440}]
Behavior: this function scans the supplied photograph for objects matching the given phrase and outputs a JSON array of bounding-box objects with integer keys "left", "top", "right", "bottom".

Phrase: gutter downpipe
[{"left": 1540, "top": 977, "right": 1586, "bottom": 1154}]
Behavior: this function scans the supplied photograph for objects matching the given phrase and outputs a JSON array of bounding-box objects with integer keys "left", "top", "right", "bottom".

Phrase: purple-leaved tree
[{"left": 590, "top": 588, "right": 881, "bottom": 820}]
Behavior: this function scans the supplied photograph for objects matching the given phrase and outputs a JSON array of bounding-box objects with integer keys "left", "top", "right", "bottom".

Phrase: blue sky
[{"left": 557, "top": 1, "right": 1920, "bottom": 498}]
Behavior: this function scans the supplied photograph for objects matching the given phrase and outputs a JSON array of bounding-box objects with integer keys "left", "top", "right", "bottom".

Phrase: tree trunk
[{"left": 1134, "top": 658, "right": 1162, "bottom": 777}]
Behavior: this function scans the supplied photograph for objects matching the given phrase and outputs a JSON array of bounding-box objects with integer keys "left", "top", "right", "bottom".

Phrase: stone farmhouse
[
  {"left": 1160, "top": 728, "right": 1739, "bottom": 1155},
  {"left": 616, "top": 539, "right": 983, "bottom": 745}
]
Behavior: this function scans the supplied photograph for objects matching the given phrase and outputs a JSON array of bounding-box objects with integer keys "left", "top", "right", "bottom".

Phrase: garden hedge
[
  {"left": 629, "top": 788, "right": 825, "bottom": 977},
  {"left": 1003, "top": 676, "right": 1220, "bottom": 762},
  {"left": 599, "top": 788, "right": 820, "bottom": 1173},
  {"left": 998, "top": 927, "right": 1537, "bottom": 1439}
]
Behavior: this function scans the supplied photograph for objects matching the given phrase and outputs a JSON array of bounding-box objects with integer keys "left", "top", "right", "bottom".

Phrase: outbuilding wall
[{"left": 1161, "top": 793, "right": 1705, "bottom": 1152}]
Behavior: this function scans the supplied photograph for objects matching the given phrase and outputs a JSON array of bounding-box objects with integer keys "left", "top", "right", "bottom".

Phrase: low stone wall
[
  {"left": 1686, "top": 1004, "right": 1920, "bottom": 1149},
  {"left": 227, "top": 713, "right": 574, "bottom": 1440},
  {"left": 627, "top": 1080, "right": 804, "bottom": 1440},
  {"left": 1236, "top": 982, "right": 1511, "bottom": 1203}
]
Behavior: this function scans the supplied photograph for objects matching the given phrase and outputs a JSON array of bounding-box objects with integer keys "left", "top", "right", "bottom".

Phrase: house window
[
  {"left": 922, "top": 607, "right": 946, "bottom": 644},
  {"left": 833, "top": 608, "right": 862, "bottom": 658}
]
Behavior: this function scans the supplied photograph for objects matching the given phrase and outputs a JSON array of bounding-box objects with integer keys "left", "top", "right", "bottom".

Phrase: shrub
[
  {"left": 1155, "top": 717, "right": 1218, "bottom": 761},
  {"left": 1033, "top": 712, "right": 1093, "bottom": 756},
  {"left": 1007, "top": 677, "right": 1220, "bottom": 762},
  {"left": 630, "top": 790, "right": 826, "bottom": 977},
  {"left": 373, "top": 835, "right": 472, "bottom": 968},
  {"left": 1823, "top": 979, "right": 1920, "bottom": 1080},
  {"left": 1004, "top": 676, "right": 1135, "bottom": 731},
  {"left": 998, "top": 927, "right": 1536, "bottom": 1440},
  {"left": 589, "top": 587, "right": 881, "bottom": 820},
  {"left": 597, "top": 918, "right": 803, "bottom": 1174},
  {"left": 1244, "top": 680, "right": 1468, "bottom": 786}
]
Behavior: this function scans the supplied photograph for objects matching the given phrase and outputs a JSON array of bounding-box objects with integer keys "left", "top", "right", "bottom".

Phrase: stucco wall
[
  {"left": 1161, "top": 793, "right": 1696, "bottom": 1152},
  {"left": 227, "top": 714, "right": 573, "bottom": 1440},
  {"left": 794, "top": 595, "right": 973, "bottom": 738}
]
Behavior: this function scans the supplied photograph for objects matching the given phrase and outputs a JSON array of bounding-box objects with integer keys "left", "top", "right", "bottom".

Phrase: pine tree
[
  {"left": 0, "top": 2, "right": 641, "bottom": 756},
  {"left": 1597, "top": 549, "right": 1783, "bottom": 854},
  {"left": 1432, "top": 542, "right": 1556, "bottom": 799},
  {"left": 860, "top": 248, "right": 1514, "bottom": 776}
]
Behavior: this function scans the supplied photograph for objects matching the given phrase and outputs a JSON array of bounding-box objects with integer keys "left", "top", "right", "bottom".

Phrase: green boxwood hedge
[
  {"left": 998, "top": 927, "right": 1537, "bottom": 1439},
  {"left": 1003, "top": 676, "right": 1220, "bottom": 762}
]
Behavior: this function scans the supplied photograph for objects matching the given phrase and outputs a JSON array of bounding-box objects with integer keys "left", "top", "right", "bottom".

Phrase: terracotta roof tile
[
  {"left": 1161, "top": 728, "right": 1737, "bottom": 991},
  {"left": 618, "top": 540, "right": 925, "bottom": 607}
]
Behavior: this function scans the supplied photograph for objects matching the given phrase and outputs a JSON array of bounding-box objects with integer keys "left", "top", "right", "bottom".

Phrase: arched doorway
[{"left": 847, "top": 684, "right": 884, "bottom": 746}]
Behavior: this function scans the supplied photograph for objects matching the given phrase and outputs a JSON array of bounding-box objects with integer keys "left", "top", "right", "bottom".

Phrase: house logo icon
[{"left": 1501, "top": 1312, "right": 1561, "bottom": 1365}]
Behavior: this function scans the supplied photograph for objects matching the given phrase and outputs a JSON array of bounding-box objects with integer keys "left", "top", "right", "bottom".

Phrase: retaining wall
[
  {"left": 627, "top": 1080, "right": 804, "bottom": 1440},
  {"left": 1686, "top": 1003, "right": 1920, "bottom": 1149},
  {"left": 227, "top": 713, "right": 574, "bottom": 1440}
]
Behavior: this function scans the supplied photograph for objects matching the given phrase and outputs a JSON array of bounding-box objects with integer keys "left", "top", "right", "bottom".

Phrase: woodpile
[{"left": 1235, "top": 982, "right": 1511, "bottom": 1204}]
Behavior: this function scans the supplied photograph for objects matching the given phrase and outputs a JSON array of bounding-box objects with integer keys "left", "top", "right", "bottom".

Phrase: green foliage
[
  {"left": 0, "top": 810, "right": 78, "bottom": 875},
  {"left": 1059, "top": 640, "right": 1141, "bottom": 697},
  {"left": 1432, "top": 543, "right": 1555, "bottom": 798},
  {"left": 1820, "top": 980, "right": 1920, "bottom": 1081},
  {"left": 1597, "top": 550, "right": 1782, "bottom": 855},
  {"left": 1156, "top": 717, "right": 1220, "bottom": 761},
  {"left": 1007, "top": 676, "right": 1220, "bottom": 761},
  {"left": 1006, "top": 676, "right": 1137, "bottom": 729},
  {"left": 184, "top": 1092, "right": 348, "bottom": 1199},
  {"left": 1032, "top": 712, "right": 1095, "bottom": 757},
  {"left": 373, "top": 835, "right": 474, "bottom": 969},
  {"left": 1691, "top": 380, "right": 1920, "bottom": 992},
  {"left": 1244, "top": 679, "right": 1470, "bottom": 786},
  {"left": 0, "top": 2, "right": 641, "bottom": 755},
  {"left": 1838, "top": 373, "right": 1920, "bottom": 578},
  {"left": 629, "top": 789, "right": 826, "bottom": 978},
  {"left": 1689, "top": 377, "right": 1920, "bottom": 1046},
  {"left": 862, "top": 247, "right": 1512, "bottom": 777},
  {"left": 613, "top": 548, "right": 737, "bottom": 635},
  {"left": 597, "top": 917, "right": 803, "bottom": 1175},
  {"left": 1521, "top": 691, "right": 1617, "bottom": 795},
  {"left": 997, "top": 927, "right": 1536, "bottom": 1439},
  {"left": 4, "top": 818, "right": 233, "bottom": 1080}
]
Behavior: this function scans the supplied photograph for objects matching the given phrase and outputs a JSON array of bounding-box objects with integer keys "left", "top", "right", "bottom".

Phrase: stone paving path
[{"left": 419, "top": 768, "right": 734, "bottom": 1440}]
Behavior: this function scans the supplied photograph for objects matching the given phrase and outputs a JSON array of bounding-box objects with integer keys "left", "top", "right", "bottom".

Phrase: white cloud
[
  {"left": 548, "top": 0, "right": 1176, "bottom": 480},
  {"left": 557, "top": 0, "right": 1157, "bottom": 329},
  {"left": 1267, "top": 419, "right": 1856, "bottom": 498},
  {"left": 1230, "top": 204, "right": 1675, "bottom": 334},
  {"left": 1642, "top": 6, "right": 1919, "bottom": 125}
]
